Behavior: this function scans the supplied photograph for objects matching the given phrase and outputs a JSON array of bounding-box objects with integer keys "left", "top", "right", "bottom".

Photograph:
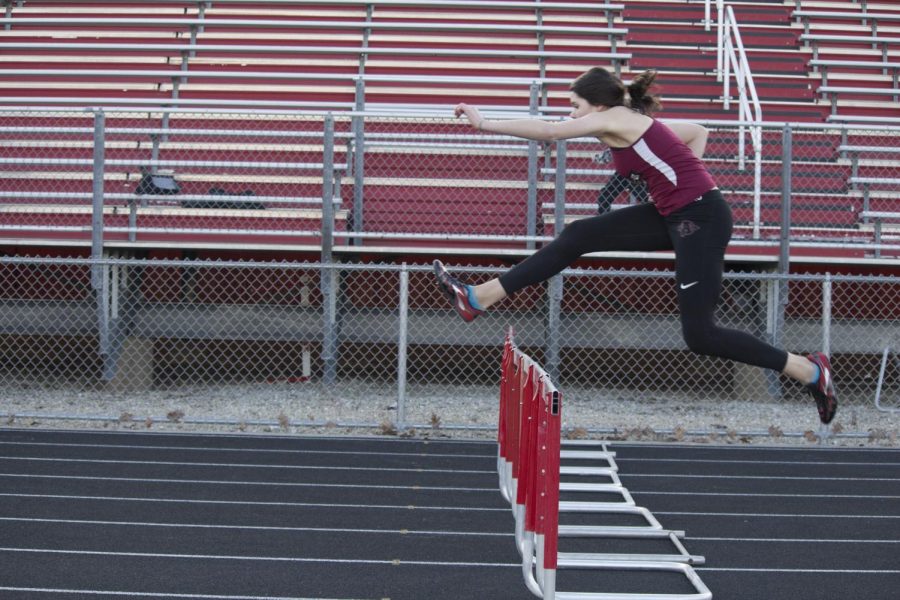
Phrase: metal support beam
[{"left": 91, "top": 109, "right": 106, "bottom": 291}]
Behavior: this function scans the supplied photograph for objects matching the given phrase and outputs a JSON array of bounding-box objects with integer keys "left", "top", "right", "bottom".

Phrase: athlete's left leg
[
  {"left": 668, "top": 190, "right": 788, "bottom": 371},
  {"left": 669, "top": 190, "right": 838, "bottom": 423}
]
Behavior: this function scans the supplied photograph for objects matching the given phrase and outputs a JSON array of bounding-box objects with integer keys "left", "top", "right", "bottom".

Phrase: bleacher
[
  {"left": 0, "top": 0, "right": 897, "bottom": 264},
  {"left": 794, "top": 2, "right": 900, "bottom": 120}
]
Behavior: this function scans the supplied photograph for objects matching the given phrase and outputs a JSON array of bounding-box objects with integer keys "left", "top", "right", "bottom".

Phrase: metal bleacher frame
[
  {"left": 1, "top": 0, "right": 898, "bottom": 266},
  {"left": 3, "top": 107, "right": 900, "bottom": 264},
  {"left": 0, "top": 108, "right": 350, "bottom": 254},
  {"left": 0, "top": 0, "right": 628, "bottom": 256},
  {"left": 0, "top": 2, "right": 631, "bottom": 115},
  {"left": 794, "top": 5, "right": 900, "bottom": 117},
  {"left": 0, "top": 6, "right": 630, "bottom": 73}
]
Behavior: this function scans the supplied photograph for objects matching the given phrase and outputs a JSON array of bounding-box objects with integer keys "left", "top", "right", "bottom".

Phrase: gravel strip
[{"left": 3, "top": 381, "right": 898, "bottom": 447}]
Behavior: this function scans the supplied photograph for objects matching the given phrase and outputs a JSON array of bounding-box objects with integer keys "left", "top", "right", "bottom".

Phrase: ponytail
[{"left": 627, "top": 69, "right": 662, "bottom": 116}]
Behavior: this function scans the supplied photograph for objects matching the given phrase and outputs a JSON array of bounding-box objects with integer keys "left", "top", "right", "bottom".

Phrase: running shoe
[
  {"left": 806, "top": 352, "right": 837, "bottom": 424},
  {"left": 433, "top": 260, "right": 484, "bottom": 323}
]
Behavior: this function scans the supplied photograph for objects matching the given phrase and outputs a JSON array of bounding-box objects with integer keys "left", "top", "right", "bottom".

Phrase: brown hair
[{"left": 569, "top": 67, "right": 662, "bottom": 116}]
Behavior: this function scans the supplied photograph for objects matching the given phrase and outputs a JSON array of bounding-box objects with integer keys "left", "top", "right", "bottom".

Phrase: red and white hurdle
[{"left": 497, "top": 328, "right": 713, "bottom": 600}]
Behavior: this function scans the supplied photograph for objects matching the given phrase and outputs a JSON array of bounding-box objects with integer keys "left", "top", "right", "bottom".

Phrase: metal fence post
[
  {"left": 320, "top": 114, "right": 340, "bottom": 386},
  {"left": 772, "top": 123, "right": 792, "bottom": 373},
  {"left": 352, "top": 79, "right": 365, "bottom": 246},
  {"left": 544, "top": 140, "right": 568, "bottom": 383},
  {"left": 321, "top": 263, "right": 339, "bottom": 387},
  {"left": 90, "top": 109, "right": 111, "bottom": 375},
  {"left": 546, "top": 273, "right": 563, "bottom": 385},
  {"left": 526, "top": 82, "right": 540, "bottom": 249},
  {"left": 780, "top": 124, "right": 792, "bottom": 272},
  {"left": 822, "top": 272, "right": 832, "bottom": 358},
  {"left": 91, "top": 108, "right": 106, "bottom": 291},
  {"left": 397, "top": 264, "right": 409, "bottom": 429},
  {"left": 322, "top": 113, "right": 335, "bottom": 264},
  {"left": 97, "top": 257, "right": 110, "bottom": 346},
  {"left": 554, "top": 140, "right": 567, "bottom": 237}
]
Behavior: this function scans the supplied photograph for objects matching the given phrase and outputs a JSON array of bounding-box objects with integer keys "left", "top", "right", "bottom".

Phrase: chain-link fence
[
  {"left": 0, "top": 108, "right": 346, "bottom": 250},
  {"left": 1, "top": 106, "right": 898, "bottom": 439},
  {"left": 1, "top": 108, "right": 898, "bottom": 258},
  {"left": 1, "top": 256, "right": 897, "bottom": 439}
]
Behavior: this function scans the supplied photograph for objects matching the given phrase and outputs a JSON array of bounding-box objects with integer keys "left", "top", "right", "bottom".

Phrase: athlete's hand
[{"left": 454, "top": 103, "right": 483, "bottom": 130}]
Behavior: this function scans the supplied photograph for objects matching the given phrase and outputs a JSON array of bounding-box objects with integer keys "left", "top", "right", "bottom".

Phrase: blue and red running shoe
[
  {"left": 433, "top": 260, "right": 484, "bottom": 323},
  {"left": 806, "top": 352, "right": 837, "bottom": 424}
]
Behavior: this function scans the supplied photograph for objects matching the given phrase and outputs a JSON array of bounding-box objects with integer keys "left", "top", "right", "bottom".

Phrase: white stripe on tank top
[{"left": 633, "top": 138, "right": 677, "bottom": 187}]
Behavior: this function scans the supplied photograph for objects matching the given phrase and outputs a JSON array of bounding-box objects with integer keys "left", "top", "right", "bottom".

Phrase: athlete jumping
[{"left": 433, "top": 67, "right": 837, "bottom": 424}]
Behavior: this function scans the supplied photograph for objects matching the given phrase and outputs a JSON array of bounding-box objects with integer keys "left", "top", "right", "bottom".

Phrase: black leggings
[{"left": 499, "top": 189, "right": 789, "bottom": 372}]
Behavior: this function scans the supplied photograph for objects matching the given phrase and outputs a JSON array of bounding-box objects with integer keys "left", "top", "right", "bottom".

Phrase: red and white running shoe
[
  {"left": 806, "top": 352, "right": 837, "bottom": 424},
  {"left": 433, "top": 260, "right": 484, "bottom": 323}
]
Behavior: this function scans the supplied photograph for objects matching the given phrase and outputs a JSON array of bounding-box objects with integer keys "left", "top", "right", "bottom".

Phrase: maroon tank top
[{"left": 610, "top": 119, "right": 716, "bottom": 216}]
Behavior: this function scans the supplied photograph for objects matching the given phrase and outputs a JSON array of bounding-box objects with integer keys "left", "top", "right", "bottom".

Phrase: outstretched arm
[
  {"left": 455, "top": 103, "right": 608, "bottom": 142},
  {"left": 664, "top": 121, "right": 709, "bottom": 158}
]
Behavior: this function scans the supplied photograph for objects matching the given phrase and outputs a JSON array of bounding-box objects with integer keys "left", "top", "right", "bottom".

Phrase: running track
[{"left": 0, "top": 428, "right": 897, "bottom": 599}]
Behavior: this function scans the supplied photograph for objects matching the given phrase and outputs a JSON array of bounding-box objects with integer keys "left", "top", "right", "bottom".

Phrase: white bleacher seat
[
  {"left": 799, "top": 33, "right": 900, "bottom": 61},
  {"left": 793, "top": 10, "right": 900, "bottom": 37},
  {"left": 809, "top": 58, "right": 900, "bottom": 88},
  {"left": 827, "top": 113, "right": 900, "bottom": 125},
  {"left": 858, "top": 210, "right": 900, "bottom": 257},
  {"left": 817, "top": 84, "right": 900, "bottom": 115},
  {"left": 837, "top": 144, "right": 900, "bottom": 179}
]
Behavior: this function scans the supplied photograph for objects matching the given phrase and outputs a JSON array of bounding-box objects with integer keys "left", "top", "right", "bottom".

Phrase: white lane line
[
  {"left": 8, "top": 456, "right": 895, "bottom": 483},
  {"left": 610, "top": 443, "right": 900, "bottom": 455},
  {"left": 0, "top": 547, "right": 519, "bottom": 568},
  {"left": 10, "top": 517, "right": 895, "bottom": 544},
  {"left": 0, "top": 429, "right": 493, "bottom": 447},
  {"left": 631, "top": 490, "right": 900, "bottom": 500},
  {"left": 0, "top": 516, "right": 510, "bottom": 537},
  {"left": 0, "top": 456, "right": 495, "bottom": 474},
  {"left": 656, "top": 510, "right": 900, "bottom": 519},
  {"left": 0, "top": 492, "right": 509, "bottom": 512},
  {"left": 618, "top": 457, "right": 900, "bottom": 467},
  {"left": 0, "top": 439, "right": 496, "bottom": 460},
  {"left": 691, "top": 536, "right": 900, "bottom": 544},
  {"left": 0, "top": 589, "right": 372, "bottom": 600},
  {"left": 621, "top": 473, "right": 900, "bottom": 482},
  {"left": 0, "top": 472, "right": 497, "bottom": 492},
  {"left": 696, "top": 567, "right": 900, "bottom": 574}
]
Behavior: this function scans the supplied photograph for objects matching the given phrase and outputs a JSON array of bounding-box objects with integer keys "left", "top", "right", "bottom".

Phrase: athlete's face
[{"left": 569, "top": 92, "right": 605, "bottom": 119}]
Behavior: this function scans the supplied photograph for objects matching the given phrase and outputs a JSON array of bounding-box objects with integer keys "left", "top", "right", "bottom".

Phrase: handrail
[
  {"left": 716, "top": 0, "right": 763, "bottom": 240},
  {"left": 2, "top": 107, "right": 898, "bottom": 259}
]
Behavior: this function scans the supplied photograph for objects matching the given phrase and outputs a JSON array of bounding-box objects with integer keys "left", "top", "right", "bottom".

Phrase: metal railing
[
  {"left": 716, "top": 0, "right": 763, "bottom": 238},
  {"left": 1, "top": 107, "right": 899, "bottom": 261}
]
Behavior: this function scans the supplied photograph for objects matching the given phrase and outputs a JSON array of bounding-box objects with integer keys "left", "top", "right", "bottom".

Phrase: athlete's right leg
[
  {"left": 435, "top": 204, "right": 669, "bottom": 318},
  {"left": 492, "top": 203, "right": 670, "bottom": 301}
]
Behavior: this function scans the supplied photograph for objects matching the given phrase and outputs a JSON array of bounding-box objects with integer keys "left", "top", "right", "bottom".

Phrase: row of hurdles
[{"left": 497, "top": 327, "right": 713, "bottom": 599}]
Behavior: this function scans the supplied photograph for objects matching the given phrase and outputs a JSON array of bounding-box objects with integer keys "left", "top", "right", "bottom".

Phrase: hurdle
[{"left": 498, "top": 328, "right": 712, "bottom": 599}]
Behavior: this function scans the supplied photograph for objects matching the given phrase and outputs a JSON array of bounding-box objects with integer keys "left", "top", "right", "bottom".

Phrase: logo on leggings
[{"left": 677, "top": 220, "right": 700, "bottom": 237}]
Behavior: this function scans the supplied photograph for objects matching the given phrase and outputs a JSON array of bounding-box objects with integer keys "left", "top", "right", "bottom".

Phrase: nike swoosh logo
[{"left": 680, "top": 281, "right": 699, "bottom": 290}]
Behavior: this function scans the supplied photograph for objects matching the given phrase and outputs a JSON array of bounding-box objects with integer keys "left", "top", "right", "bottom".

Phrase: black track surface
[{"left": 0, "top": 428, "right": 897, "bottom": 599}]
